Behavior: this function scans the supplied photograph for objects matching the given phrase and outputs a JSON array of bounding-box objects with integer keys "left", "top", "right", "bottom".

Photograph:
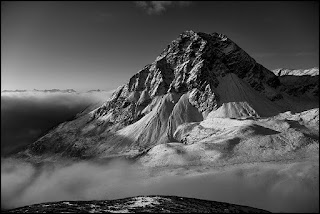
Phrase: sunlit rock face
[{"left": 14, "top": 30, "right": 318, "bottom": 161}]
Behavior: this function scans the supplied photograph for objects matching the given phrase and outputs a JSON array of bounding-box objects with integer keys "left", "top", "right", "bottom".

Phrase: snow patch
[
  {"left": 129, "top": 196, "right": 161, "bottom": 208},
  {"left": 200, "top": 117, "right": 253, "bottom": 129},
  {"left": 107, "top": 209, "right": 130, "bottom": 213},
  {"left": 63, "top": 202, "right": 73, "bottom": 206}
]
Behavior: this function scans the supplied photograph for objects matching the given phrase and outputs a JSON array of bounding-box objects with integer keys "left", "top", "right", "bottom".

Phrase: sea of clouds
[
  {"left": 1, "top": 90, "right": 319, "bottom": 213},
  {"left": 1, "top": 90, "right": 112, "bottom": 156},
  {"left": 1, "top": 157, "right": 318, "bottom": 213}
]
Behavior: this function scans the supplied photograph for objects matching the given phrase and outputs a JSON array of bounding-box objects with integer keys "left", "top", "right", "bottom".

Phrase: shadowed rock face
[
  {"left": 271, "top": 68, "right": 319, "bottom": 97},
  {"left": 2, "top": 195, "right": 271, "bottom": 213},
  {"left": 13, "top": 30, "right": 319, "bottom": 160},
  {"left": 278, "top": 75, "right": 319, "bottom": 97}
]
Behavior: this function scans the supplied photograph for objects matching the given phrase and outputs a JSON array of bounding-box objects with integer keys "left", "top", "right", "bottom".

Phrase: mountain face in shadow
[{"left": 12, "top": 30, "right": 318, "bottom": 162}]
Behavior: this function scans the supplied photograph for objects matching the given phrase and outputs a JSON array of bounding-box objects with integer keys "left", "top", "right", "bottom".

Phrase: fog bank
[
  {"left": 1, "top": 158, "right": 318, "bottom": 213},
  {"left": 1, "top": 91, "right": 112, "bottom": 156}
]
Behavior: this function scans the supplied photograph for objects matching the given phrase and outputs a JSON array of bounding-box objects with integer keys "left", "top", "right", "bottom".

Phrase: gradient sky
[{"left": 1, "top": 1, "right": 319, "bottom": 91}]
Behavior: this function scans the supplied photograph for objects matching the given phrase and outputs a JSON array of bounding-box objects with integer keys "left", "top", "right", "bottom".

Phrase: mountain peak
[
  {"left": 142, "top": 30, "right": 278, "bottom": 98},
  {"left": 173, "top": 31, "right": 229, "bottom": 47},
  {"left": 18, "top": 31, "right": 318, "bottom": 160},
  {"left": 89, "top": 31, "right": 281, "bottom": 133},
  {"left": 180, "top": 30, "right": 197, "bottom": 36}
]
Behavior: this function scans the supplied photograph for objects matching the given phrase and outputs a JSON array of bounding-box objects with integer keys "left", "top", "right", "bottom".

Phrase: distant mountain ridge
[
  {"left": 33, "top": 89, "right": 77, "bottom": 93},
  {"left": 1, "top": 89, "right": 110, "bottom": 93},
  {"left": 1, "top": 89, "right": 76, "bottom": 93},
  {"left": 1, "top": 90, "right": 28, "bottom": 93},
  {"left": 272, "top": 67, "right": 319, "bottom": 76}
]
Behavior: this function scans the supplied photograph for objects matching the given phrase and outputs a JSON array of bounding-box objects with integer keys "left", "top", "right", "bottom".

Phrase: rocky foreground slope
[
  {"left": 3, "top": 196, "right": 270, "bottom": 213},
  {"left": 14, "top": 31, "right": 318, "bottom": 165}
]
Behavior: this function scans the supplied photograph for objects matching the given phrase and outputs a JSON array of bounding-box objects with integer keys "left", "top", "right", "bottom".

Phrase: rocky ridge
[
  {"left": 272, "top": 67, "right": 319, "bottom": 76},
  {"left": 2, "top": 196, "right": 271, "bottom": 213}
]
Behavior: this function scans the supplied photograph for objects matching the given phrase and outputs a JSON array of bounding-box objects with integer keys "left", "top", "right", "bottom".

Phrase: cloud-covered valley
[
  {"left": 1, "top": 90, "right": 112, "bottom": 156},
  {"left": 1, "top": 157, "right": 318, "bottom": 213}
]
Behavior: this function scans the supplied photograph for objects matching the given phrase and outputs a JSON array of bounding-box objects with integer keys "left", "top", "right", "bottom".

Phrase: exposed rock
[{"left": 189, "top": 85, "right": 218, "bottom": 116}]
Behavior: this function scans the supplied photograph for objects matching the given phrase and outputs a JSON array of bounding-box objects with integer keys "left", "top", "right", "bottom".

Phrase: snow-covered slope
[
  {"left": 210, "top": 73, "right": 282, "bottom": 118},
  {"left": 139, "top": 108, "right": 319, "bottom": 168}
]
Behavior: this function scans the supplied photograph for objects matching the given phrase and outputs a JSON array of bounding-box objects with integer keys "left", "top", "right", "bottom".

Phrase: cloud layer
[
  {"left": 135, "top": 1, "right": 192, "bottom": 15},
  {"left": 1, "top": 157, "right": 318, "bottom": 213}
]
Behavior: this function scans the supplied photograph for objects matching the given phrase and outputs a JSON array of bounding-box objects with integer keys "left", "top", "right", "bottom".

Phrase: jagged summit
[
  {"left": 93, "top": 30, "right": 280, "bottom": 122},
  {"left": 134, "top": 30, "right": 280, "bottom": 96}
]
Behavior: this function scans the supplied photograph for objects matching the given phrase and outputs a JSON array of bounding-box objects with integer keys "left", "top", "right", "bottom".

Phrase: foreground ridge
[{"left": 3, "top": 195, "right": 271, "bottom": 213}]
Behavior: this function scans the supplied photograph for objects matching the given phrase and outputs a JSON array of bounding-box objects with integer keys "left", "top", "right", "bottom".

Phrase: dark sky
[{"left": 1, "top": 1, "right": 319, "bottom": 91}]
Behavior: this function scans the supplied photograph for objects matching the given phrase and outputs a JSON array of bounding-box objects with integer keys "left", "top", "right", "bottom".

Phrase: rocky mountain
[
  {"left": 2, "top": 196, "right": 270, "bottom": 213},
  {"left": 14, "top": 30, "right": 318, "bottom": 164}
]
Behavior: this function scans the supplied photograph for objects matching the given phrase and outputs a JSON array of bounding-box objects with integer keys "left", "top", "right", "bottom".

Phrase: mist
[
  {"left": 1, "top": 157, "right": 318, "bottom": 213},
  {"left": 1, "top": 91, "right": 112, "bottom": 156},
  {"left": 1, "top": 91, "right": 318, "bottom": 213}
]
